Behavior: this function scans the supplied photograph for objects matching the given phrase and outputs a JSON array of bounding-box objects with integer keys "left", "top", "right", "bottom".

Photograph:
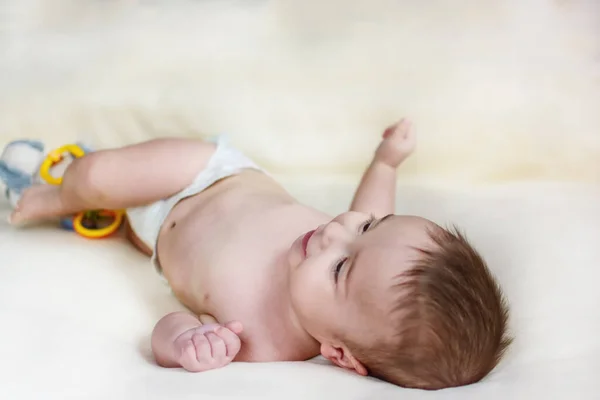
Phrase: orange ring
[{"left": 73, "top": 210, "right": 125, "bottom": 239}]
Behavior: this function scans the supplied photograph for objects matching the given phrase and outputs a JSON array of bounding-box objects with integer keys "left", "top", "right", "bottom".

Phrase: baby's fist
[
  {"left": 374, "top": 119, "right": 415, "bottom": 168},
  {"left": 174, "top": 321, "right": 243, "bottom": 372}
]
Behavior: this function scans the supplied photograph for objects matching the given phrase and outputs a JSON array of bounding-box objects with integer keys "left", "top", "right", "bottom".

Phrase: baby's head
[{"left": 288, "top": 212, "right": 512, "bottom": 390}]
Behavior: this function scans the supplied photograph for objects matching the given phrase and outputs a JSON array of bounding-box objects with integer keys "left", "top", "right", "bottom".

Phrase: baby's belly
[
  {"left": 158, "top": 212, "right": 278, "bottom": 327},
  {"left": 155, "top": 171, "right": 291, "bottom": 315}
]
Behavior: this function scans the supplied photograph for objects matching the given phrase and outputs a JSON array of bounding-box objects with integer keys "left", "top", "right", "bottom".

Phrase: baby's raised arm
[
  {"left": 350, "top": 119, "right": 415, "bottom": 217},
  {"left": 151, "top": 312, "right": 243, "bottom": 372}
]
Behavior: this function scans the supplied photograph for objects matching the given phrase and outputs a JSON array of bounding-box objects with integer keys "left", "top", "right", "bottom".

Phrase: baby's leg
[{"left": 11, "top": 138, "right": 216, "bottom": 224}]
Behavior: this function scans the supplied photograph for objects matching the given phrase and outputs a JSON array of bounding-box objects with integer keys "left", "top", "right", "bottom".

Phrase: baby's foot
[{"left": 10, "top": 184, "right": 65, "bottom": 225}]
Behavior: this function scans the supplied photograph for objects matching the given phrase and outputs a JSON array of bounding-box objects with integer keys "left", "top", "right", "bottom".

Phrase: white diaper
[{"left": 125, "top": 135, "right": 264, "bottom": 273}]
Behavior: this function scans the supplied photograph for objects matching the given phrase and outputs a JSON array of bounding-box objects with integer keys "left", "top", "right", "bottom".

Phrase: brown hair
[{"left": 350, "top": 226, "right": 512, "bottom": 390}]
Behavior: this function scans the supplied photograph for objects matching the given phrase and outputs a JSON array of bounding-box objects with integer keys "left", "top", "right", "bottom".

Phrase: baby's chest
[{"left": 201, "top": 254, "right": 275, "bottom": 314}]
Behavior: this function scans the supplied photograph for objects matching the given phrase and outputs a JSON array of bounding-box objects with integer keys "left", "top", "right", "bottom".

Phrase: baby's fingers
[
  {"left": 224, "top": 321, "right": 243, "bottom": 335},
  {"left": 205, "top": 332, "right": 226, "bottom": 361},
  {"left": 215, "top": 326, "right": 242, "bottom": 358},
  {"left": 192, "top": 332, "right": 213, "bottom": 365},
  {"left": 177, "top": 339, "right": 205, "bottom": 372},
  {"left": 382, "top": 118, "right": 411, "bottom": 139}
]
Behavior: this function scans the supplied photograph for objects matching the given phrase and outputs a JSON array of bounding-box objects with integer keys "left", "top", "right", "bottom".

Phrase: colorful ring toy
[
  {"left": 40, "top": 144, "right": 124, "bottom": 239},
  {"left": 39, "top": 144, "right": 86, "bottom": 185},
  {"left": 73, "top": 210, "right": 125, "bottom": 239}
]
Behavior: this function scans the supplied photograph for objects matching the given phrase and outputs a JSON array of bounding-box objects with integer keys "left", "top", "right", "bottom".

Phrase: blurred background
[
  {"left": 0, "top": 5, "right": 599, "bottom": 398},
  {"left": 0, "top": 0, "right": 598, "bottom": 184}
]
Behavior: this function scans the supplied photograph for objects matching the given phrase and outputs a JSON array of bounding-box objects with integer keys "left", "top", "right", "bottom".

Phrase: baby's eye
[
  {"left": 333, "top": 258, "right": 347, "bottom": 282},
  {"left": 359, "top": 215, "right": 376, "bottom": 234}
]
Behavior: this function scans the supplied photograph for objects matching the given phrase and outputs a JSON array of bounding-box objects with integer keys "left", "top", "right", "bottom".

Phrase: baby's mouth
[{"left": 301, "top": 230, "right": 316, "bottom": 257}]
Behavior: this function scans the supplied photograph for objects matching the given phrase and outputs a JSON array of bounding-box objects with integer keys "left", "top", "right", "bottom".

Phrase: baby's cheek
[
  {"left": 291, "top": 263, "right": 323, "bottom": 303},
  {"left": 289, "top": 268, "right": 308, "bottom": 302}
]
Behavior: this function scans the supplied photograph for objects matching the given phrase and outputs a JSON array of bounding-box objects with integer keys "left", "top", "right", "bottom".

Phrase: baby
[{"left": 10, "top": 119, "right": 511, "bottom": 390}]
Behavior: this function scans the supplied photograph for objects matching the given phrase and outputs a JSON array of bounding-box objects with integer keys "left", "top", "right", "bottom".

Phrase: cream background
[
  {"left": 0, "top": 1, "right": 599, "bottom": 399},
  {"left": 1, "top": 0, "right": 598, "bottom": 182}
]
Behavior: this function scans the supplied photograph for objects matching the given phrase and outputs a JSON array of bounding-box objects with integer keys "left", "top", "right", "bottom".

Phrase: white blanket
[
  {"left": 0, "top": 182, "right": 599, "bottom": 399},
  {"left": 1, "top": 1, "right": 599, "bottom": 399}
]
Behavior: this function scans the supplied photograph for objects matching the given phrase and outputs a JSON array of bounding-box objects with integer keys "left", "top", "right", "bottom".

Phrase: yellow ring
[
  {"left": 73, "top": 210, "right": 125, "bottom": 239},
  {"left": 39, "top": 144, "right": 86, "bottom": 185}
]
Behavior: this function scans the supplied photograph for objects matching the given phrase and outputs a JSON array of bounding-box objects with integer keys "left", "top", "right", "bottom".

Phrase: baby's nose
[{"left": 320, "top": 221, "right": 351, "bottom": 247}]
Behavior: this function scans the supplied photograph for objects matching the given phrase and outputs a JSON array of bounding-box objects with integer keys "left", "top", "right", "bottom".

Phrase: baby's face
[{"left": 288, "top": 212, "right": 436, "bottom": 344}]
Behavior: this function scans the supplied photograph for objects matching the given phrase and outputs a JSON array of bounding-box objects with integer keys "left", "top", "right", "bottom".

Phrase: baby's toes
[
  {"left": 10, "top": 191, "right": 31, "bottom": 224},
  {"left": 10, "top": 185, "right": 62, "bottom": 224}
]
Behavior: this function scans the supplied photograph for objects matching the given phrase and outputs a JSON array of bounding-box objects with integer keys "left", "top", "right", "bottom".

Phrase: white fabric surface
[
  {"left": 0, "top": 181, "right": 599, "bottom": 399},
  {"left": 0, "top": 1, "right": 599, "bottom": 399}
]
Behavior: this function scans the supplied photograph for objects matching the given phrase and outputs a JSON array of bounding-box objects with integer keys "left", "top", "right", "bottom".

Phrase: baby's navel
[{"left": 170, "top": 221, "right": 176, "bottom": 229}]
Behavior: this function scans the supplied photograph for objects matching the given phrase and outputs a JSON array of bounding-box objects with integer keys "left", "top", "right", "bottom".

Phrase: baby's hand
[
  {"left": 173, "top": 321, "right": 243, "bottom": 372},
  {"left": 374, "top": 119, "right": 416, "bottom": 168}
]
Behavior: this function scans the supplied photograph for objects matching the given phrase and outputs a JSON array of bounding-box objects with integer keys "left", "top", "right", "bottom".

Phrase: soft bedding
[
  {"left": 0, "top": 181, "right": 599, "bottom": 399},
  {"left": 1, "top": 1, "right": 599, "bottom": 399}
]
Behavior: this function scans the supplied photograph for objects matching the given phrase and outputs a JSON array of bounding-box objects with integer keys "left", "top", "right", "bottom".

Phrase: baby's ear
[{"left": 320, "top": 343, "right": 368, "bottom": 376}]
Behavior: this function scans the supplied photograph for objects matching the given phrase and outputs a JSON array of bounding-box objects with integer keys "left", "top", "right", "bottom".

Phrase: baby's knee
[{"left": 62, "top": 152, "right": 111, "bottom": 202}]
